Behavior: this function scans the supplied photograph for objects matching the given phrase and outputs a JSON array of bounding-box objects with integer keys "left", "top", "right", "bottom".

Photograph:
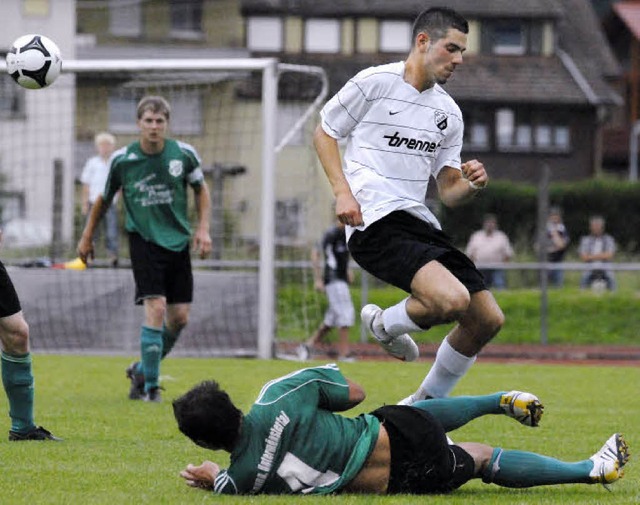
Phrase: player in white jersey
[{"left": 315, "top": 7, "right": 503, "bottom": 403}]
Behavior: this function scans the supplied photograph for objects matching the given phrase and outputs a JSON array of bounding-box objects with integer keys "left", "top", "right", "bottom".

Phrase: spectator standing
[
  {"left": 465, "top": 214, "right": 513, "bottom": 290},
  {"left": 578, "top": 215, "right": 616, "bottom": 291},
  {"left": 80, "top": 132, "right": 120, "bottom": 267},
  {"left": 297, "top": 220, "right": 355, "bottom": 362},
  {"left": 544, "top": 207, "right": 570, "bottom": 287}
]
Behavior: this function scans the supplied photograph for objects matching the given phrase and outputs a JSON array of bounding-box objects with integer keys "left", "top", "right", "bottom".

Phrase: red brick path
[{"left": 278, "top": 341, "right": 640, "bottom": 366}]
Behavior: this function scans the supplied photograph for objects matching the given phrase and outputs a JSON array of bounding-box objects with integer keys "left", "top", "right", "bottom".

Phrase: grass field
[{"left": 0, "top": 355, "right": 637, "bottom": 504}]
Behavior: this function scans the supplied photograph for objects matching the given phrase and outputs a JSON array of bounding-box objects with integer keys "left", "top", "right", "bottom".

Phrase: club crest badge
[
  {"left": 168, "top": 160, "right": 183, "bottom": 177},
  {"left": 435, "top": 111, "right": 448, "bottom": 131}
]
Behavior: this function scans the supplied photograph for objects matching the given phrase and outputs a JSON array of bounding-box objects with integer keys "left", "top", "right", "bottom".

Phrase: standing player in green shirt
[
  {"left": 173, "top": 364, "right": 628, "bottom": 496},
  {"left": 78, "top": 96, "right": 212, "bottom": 402}
]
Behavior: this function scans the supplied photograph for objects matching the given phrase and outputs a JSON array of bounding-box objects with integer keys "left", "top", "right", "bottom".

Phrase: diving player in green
[
  {"left": 78, "top": 96, "right": 212, "bottom": 402},
  {"left": 173, "top": 364, "right": 628, "bottom": 495}
]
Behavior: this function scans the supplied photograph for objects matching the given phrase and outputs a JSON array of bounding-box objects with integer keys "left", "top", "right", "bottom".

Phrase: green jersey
[
  {"left": 214, "top": 364, "right": 380, "bottom": 495},
  {"left": 103, "top": 139, "right": 204, "bottom": 251}
]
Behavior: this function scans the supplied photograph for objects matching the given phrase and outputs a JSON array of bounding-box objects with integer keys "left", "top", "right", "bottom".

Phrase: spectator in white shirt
[{"left": 80, "top": 132, "right": 119, "bottom": 266}]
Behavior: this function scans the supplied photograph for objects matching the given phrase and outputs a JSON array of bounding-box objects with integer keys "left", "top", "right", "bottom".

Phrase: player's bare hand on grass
[{"left": 180, "top": 461, "right": 219, "bottom": 489}]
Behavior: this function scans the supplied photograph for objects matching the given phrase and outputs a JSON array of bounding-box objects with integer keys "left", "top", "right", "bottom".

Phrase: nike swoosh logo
[{"left": 389, "top": 110, "right": 401, "bottom": 115}]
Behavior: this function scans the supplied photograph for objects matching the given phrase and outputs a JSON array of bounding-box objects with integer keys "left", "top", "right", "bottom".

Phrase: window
[
  {"left": 492, "top": 21, "right": 526, "bottom": 55},
  {"left": 463, "top": 107, "right": 490, "bottom": 150},
  {"left": 170, "top": 0, "right": 203, "bottom": 39},
  {"left": 304, "top": 19, "right": 340, "bottom": 53},
  {"left": 495, "top": 107, "right": 570, "bottom": 152},
  {"left": 109, "top": 0, "right": 142, "bottom": 37},
  {"left": 379, "top": 20, "right": 412, "bottom": 53},
  {"left": 247, "top": 17, "right": 283, "bottom": 52},
  {"left": 108, "top": 89, "right": 203, "bottom": 135},
  {"left": 0, "top": 74, "right": 26, "bottom": 119},
  {"left": 23, "top": 0, "right": 49, "bottom": 16}
]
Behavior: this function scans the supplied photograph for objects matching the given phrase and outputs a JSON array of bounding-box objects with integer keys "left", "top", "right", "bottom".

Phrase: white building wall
[{"left": 0, "top": 0, "right": 76, "bottom": 249}]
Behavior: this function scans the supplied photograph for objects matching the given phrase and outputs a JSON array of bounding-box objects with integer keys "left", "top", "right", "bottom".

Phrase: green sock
[
  {"left": 413, "top": 392, "right": 503, "bottom": 431},
  {"left": 140, "top": 326, "right": 163, "bottom": 392},
  {"left": 483, "top": 447, "right": 592, "bottom": 487},
  {"left": 161, "top": 323, "right": 182, "bottom": 359},
  {"left": 1, "top": 351, "right": 36, "bottom": 433}
]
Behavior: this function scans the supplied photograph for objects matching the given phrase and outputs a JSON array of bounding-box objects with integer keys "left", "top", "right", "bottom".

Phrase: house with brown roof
[
  {"left": 600, "top": 0, "right": 640, "bottom": 176},
  {"left": 241, "top": 0, "right": 622, "bottom": 183}
]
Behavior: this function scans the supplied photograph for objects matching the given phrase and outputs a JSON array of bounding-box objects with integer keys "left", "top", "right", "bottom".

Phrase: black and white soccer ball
[{"left": 6, "top": 34, "right": 62, "bottom": 89}]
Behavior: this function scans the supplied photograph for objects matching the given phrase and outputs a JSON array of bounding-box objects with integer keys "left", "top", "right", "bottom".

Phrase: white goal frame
[{"left": 0, "top": 57, "right": 328, "bottom": 359}]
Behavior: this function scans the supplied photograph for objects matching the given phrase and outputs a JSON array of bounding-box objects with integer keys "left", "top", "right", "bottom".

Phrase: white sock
[
  {"left": 382, "top": 297, "right": 423, "bottom": 336},
  {"left": 416, "top": 336, "right": 476, "bottom": 399}
]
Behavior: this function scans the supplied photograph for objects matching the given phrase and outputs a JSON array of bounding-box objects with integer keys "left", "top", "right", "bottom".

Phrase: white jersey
[
  {"left": 320, "top": 61, "right": 463, "bottom": 239},
  {"left": 80, "top": 155, "right": 111, "bottom": 204}
]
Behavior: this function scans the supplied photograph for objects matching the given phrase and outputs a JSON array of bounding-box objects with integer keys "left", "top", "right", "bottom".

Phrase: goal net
[{"left": 0, "top": 58, "right": 331, "bottom": 358}]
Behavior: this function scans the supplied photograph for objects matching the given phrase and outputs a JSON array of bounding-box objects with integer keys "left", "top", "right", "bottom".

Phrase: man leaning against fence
[{"left": 78, "top": 95, "right": 212, "bottom": 403}]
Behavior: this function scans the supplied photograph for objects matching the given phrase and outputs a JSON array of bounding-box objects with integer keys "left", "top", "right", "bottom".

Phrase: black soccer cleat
[
  {"left": 144, "top": 387, "right": 163, "bottom": 403},
  {"left": 9, "top": 425, "right": 62, "bottom": 441},
  {"left": 126, "top": 361, "right": 145, "bottom": 400}
]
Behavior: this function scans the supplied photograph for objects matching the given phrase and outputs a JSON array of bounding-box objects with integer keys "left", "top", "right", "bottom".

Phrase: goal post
[{"left": 0, "top": 57, "right": 329, "bottom": 359}]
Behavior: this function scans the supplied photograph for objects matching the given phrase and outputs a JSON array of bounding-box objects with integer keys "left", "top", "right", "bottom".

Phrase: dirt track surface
[{"left": 278, "top": 341, "right": 640, "bottom": 367}]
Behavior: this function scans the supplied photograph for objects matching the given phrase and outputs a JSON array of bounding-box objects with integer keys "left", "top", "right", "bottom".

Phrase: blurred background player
[
  {"left": 0, "top": 231, "right": 60, "bottom": 440},
  {"left": 297, "top": 218, "right": 355, "bottom": 362},
  {"left": 80, "top": 132, "right": 120, "bottom": 267},
  {"left": 78, "top": 96, "right": 212, "bottom": 402}
]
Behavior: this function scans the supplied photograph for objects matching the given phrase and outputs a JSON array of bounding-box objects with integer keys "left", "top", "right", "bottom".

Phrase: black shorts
[
  {"left": 0, "top": 261, "right": 21, "bottom": 318},
  {"left": 349, "top": 211, "right": 486, "bottom": 294},
  {"left": 128, "top": 232, "right": 193, "bottom": 305},
  {"left": 371, "top": 405, "right": 475, "bottom": 495}
]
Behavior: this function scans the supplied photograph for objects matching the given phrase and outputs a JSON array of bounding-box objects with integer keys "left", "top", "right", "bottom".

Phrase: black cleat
[
  {"left": 144, "top": 387, "right": 163, "bottom": 403},
  {"left": 9, "top": 426, "right": 62, "bottom": 441},
  {"left": 126, "top": 361, "right": 145, "bottom": 400}
]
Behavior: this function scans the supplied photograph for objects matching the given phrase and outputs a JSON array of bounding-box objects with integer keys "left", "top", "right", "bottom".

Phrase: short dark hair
[
  {"left": 412, "top": 7, "right": 469, "bottom": 42},
  {"left": 172, "top": 380, "right": 243, "bottom": 452},
  {"left": 136, "top": 95, "right": 171, "bottom": 120}
]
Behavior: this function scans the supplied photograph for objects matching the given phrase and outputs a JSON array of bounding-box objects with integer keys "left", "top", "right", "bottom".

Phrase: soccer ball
[{"left": 6, "top": 34, "right": 62, "bottom": 89}]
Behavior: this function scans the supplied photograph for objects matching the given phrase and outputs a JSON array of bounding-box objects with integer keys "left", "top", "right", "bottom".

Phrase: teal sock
[
  {"left": 140, "top": 326, "right": 163, "bottom": 392},
  {"left": 483, "top": 447, "right": 593, "bottom": 487},
  {"left": 161, "top": 323, "right": 182, "bottom": 359},
  {"left": 413, "top": 392, "right": 503, "bottom": 431},
  {"left": 1, "top": 351, "right": 36, "bottom": 433}
]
